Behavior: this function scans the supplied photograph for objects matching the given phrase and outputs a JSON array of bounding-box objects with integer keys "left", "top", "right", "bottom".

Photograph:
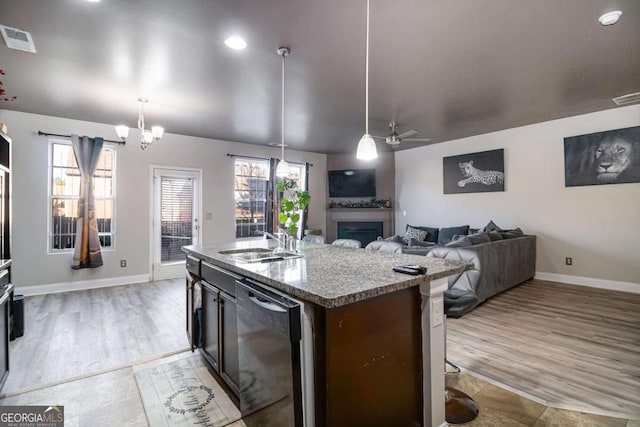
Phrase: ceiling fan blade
[
  {"left": 402, "top": 137, "right": 432, "bottom": 142},
  {"left": 396, "top": 129, "right": 419, "bottom": 139},
  {"left": 371, "top": 135, "right": 386, "bottom": 140}
]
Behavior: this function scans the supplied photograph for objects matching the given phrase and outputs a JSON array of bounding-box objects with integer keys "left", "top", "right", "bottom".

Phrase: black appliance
[
  {"left": 235, "top": 279, "right": 302, "bottom": 426},
  {"left": 328, "top": 168, "right": 376, "bottom": 197}
]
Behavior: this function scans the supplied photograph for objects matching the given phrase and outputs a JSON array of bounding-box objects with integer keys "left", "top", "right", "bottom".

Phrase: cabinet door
[
  {"left": 220, "top": 291, "right": 239, "bottom": 395},
  {"left": 186, "top": 275, "right": 196, "bottom": 351},
  {"left": 202, "top": 284, "right": 220, "bottom": 372}
]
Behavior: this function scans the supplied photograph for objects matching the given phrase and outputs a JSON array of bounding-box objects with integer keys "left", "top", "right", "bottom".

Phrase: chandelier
[{"left": 115, "top": 97, "right": 164, "bottom": 150}]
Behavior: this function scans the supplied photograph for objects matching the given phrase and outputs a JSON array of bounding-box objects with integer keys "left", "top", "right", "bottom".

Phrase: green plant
[{"left": 277, "top": 178, "right": 311, "bottom": 237}]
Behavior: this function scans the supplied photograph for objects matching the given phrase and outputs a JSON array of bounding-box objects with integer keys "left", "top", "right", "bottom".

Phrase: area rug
[{"left": 134, "top": 355, "right": 242, "bottom": 427}]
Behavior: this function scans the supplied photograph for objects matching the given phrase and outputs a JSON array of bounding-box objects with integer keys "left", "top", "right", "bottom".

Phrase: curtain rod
[
  {"left": 226, "top": 153, "right": 313, "bottom": 167},
  {"left": 38, "top": 131, "right": 125, "bottom": 145}
]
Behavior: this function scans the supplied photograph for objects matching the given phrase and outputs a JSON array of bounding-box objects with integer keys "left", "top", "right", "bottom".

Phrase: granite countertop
[{"left": 183, "top": 240, "right": 469, "bottom": 308}]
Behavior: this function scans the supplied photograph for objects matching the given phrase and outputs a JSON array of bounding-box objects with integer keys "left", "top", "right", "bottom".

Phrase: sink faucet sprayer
[{"left": 256, "top": 230, "right": 288, "bottom": 255}]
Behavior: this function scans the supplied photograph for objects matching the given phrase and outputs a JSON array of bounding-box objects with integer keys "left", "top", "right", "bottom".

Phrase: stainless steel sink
[{"left": 218, "top": 248, "right": 302, "bottom": 263}]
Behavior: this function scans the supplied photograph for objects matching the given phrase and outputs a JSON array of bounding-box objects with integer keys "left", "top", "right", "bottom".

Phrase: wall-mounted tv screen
[{"left": 328, "top": 169, "right": 376, "bottom": 197}]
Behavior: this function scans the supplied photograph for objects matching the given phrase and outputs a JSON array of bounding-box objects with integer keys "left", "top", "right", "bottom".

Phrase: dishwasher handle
[{"left": 247, "top": 291, "right": 287, "bottom": 313}]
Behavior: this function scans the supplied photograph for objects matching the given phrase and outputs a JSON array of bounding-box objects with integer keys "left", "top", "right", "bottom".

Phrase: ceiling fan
[{"left": 372, "top": 121, "right": 431, "bottom": 148}]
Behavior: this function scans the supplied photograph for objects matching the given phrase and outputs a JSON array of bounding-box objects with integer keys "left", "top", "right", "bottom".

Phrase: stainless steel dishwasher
[{"left": 236, "top": 278, "right": 303, "bottom": 426}]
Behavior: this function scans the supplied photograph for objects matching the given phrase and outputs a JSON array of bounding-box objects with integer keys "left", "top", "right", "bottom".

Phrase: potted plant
[{"left": 277, "top": 177, "right": 311, "bottom": 251}]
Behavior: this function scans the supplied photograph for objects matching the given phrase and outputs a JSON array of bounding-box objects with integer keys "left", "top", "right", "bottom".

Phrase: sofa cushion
[
  {"left": 383, "top": 235, "right": 405, "bottom": 244},
  {"left": 438, "top": 225, "right": 470, "bottom": 245},
  {"left": 445, "top": 236, "right": 473, "bottom": 247},
  {"left": 408, "top": 225, "right": 439, "bottom": 243},
  {"left": 403, "top": 226, "right": 428, "bottom": 244},
  {"left": 500, "top": 228, "right": 525, "bottom": 239},
  {"left": 408, "top": 237, "right": 436, "bottom": 247},
  {"left": 483, "top": 220, "right": 502, "bottom": 232},
  {"left": 467, "top": 232, "right": 492, "bottom": 245},
  {"left": 487, "top": 231, "right": 504, "bottom": 241}
]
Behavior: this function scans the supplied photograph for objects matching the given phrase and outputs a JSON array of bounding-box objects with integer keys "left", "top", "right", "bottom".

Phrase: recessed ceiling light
[
  {"left": 85, "top": 0, "right": 102, "bottom": 3},
  {"left": 598, "top": 10, "right": 622, "bottom": 26},
  {"left": 224, "top": 36, "right": 247, "bottom": 50}
]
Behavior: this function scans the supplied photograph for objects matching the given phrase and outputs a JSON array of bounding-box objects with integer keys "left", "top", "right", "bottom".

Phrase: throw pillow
[
  {"left": 407, "top": 225, "right": 439, "bottom": 243},
  {"left": 500, "top": 228, "right": 524, "bottom": 239},
  {"left": 408, "top": 237, "right": 436, "bottom": 247},
  {"left": 438, "top": 225, "right": 470, "bottom": 245},
  {"left": 445, "top": 236, "right": 473, "bottom": 247},
  {"left": 483, "top": 220, "right": 502, "bottom": 232},
  {"left": 487, "top": 231, "right": 503, "bottom": 241},
  {"left": 468, "top": 228, "right": 480, "bottom": 235},
  {"left": 403, "top": 226, "right": 428, "bottom": 244},
  {"left": 467, "top": 232, "right": 491, "bottom": 245}
]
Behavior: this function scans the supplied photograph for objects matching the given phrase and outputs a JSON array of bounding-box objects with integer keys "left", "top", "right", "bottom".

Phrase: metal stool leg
[{"left": 444, "top": 315, "right": 479, "bottom": 424}]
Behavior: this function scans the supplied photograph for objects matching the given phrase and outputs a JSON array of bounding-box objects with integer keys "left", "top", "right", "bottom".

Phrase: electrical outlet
[
  {"left": 565, "top": 257, "right": 572, "bottom": 266},
  {"left": 120, "top": 259, "right": 127, "bottom": 268}
]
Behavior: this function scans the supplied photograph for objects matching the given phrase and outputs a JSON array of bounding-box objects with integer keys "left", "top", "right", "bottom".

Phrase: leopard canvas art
[{"left": 443, "top": 149, "right": 505, "bottom": 194}]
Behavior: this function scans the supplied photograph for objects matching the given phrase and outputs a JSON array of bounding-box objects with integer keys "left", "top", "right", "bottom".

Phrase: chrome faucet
[
  {"left": 256, "top": 230, "right": 288, "bottom": 255},
  {"left": 256, "top": 230, "right": 282, "bottom": 241}
]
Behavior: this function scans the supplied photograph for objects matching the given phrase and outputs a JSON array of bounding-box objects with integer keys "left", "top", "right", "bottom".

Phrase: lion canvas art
[{"left": 564, "top": 126, "right": 640, "bottom": 187}]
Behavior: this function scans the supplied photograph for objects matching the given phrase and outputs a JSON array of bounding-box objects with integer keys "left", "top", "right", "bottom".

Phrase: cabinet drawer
[
  {"left": 0, "top": 269, "right": 9, "bottom": 288},
  {"left": 186, "top": 255, "right": 200, "bottom": 277},
  {"left": 202, "top": 262, "right": 241, "bottom": 297}
]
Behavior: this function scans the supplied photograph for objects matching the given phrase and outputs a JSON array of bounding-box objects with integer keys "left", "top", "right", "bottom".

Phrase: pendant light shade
[
  {"left": 356, "top": 134, "right": 377, "bottom": 160},
  {"left": 276, "top": 47, "right": 291, "bottom": 177},
  {"left": 356, "top": 0, "right": 378, "bottom": 160},
  {"left": 276, "top": 158, "right": 290, "bottom": 177}
]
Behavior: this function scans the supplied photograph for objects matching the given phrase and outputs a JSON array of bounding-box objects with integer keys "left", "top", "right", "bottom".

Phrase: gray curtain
[{"left": 71, "top": 135, "right": 104, "bottom": 269}]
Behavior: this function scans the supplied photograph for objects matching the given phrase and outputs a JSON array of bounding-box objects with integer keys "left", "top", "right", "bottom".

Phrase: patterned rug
[{"left": 134, "top": 355, "right": 241, "bottom": 427}]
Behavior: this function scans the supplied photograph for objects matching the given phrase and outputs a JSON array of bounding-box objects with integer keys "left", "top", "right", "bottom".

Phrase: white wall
[
  {"left": 395, "top": 105, "right": 640, "bottom": 287},
  {"left": 0, "top": 110, "right": 327, "bottom": 290}
]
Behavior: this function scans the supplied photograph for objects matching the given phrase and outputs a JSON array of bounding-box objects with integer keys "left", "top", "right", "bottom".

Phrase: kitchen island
[{"left": 183, "top": 239, "right": 469, "bottom": 427}]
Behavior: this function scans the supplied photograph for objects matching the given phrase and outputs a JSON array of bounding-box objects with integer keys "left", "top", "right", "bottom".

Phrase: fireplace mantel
[{"left": 327, "top": 208, "right": 395, "bottom": 243}]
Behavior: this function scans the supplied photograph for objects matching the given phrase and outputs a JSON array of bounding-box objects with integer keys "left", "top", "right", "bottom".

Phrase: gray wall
[
  {"left": 0, "top": 110, "right": 327, "bottom": 289},
  {"left": 395, "top": 105, "right": 640, "bottom": 287}
]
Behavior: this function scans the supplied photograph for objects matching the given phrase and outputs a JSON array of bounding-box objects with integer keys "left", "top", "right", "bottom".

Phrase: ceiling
[{"left": 0, "top": 0, "right": 638, "bottom": 154}]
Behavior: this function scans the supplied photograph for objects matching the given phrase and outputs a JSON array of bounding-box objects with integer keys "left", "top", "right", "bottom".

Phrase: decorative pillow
[
  {"left": 445, "top": 236, "right": 472, "bottom": 247},
  {"left": 438, "top": 225, "right": 470, "bottom": 245},
  {"left": 468, "top": 228, "right": 480, "bottom": 235},
  {"left": 500, "top": 228, "right": 524, "bottom": 239},
  {"left": 467, "top": 232, "right": 492, "bottom": 245},
  {"left": 488, "top": 231, "right": 503, "bottom": 241},
  {"left": 403, "top": 226, "right": 428, "bottom": 244},
  {"left": 483, "top": 220, "right": 502, "bottom": 232},
  {"left": 408, "top": 237, "right": 436, "bottom": 247},
  {"left": 407, "top": 225, "right": 439, "bottom": 243}
]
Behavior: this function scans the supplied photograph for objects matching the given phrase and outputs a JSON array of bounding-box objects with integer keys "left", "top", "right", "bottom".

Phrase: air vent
[
  {"left": 612, "top": 92, "right": 640, "bottom": 106},
  {"left": 0, "top": 25, "right": 36, "bottom": 53}
]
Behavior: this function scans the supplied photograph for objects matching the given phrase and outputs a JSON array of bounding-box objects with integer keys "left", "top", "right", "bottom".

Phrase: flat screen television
[{"left": 328, "top": 169, "right": 376, "bottom": 197}]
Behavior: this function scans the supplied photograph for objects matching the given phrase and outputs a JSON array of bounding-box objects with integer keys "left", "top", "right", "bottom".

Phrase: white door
[{"left": 152, "top": 167, "right": 202, "bottom": 280}]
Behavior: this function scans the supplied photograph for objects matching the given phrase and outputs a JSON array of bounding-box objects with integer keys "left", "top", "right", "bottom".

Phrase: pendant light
[
  {"left": 356, "top": 0, "right": 378, "bottom": 160},
  {"left": 276, "top": 47, "right": 291, "bottom": 177}
]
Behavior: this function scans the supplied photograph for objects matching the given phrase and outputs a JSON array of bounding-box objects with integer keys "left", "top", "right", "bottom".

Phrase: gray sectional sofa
[
  {"left": 372, "top": 222, "right": 537, "bottom": 316},
  {"left": 427, "top": 235, "right": 536, "bottom": 317}
]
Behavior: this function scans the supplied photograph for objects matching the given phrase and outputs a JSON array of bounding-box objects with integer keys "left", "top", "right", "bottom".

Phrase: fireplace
[{"left": 337, "top": 222, "right": 383, "bottom": 247}]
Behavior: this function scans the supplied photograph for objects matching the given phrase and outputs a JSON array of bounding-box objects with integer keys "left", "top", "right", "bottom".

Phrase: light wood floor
[
  {"left": 2, "top": 278, "right": 189, "bottom": 395},
  {"left": 447, "top": 279, "right": 640, "bottom": 420}
]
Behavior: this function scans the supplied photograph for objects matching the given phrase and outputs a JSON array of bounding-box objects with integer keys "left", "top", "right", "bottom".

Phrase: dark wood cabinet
[
  {"left": 0, "top": 133, "right": 11, "bottom": 393},
  {"left": 202, "top": 282, "right": 220, "bottom": 372},
  {"left": 186, "top": 256, "right": 240, "bottom": 399}
]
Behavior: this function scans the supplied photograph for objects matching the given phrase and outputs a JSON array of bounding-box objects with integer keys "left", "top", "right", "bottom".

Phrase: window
[
  {"left": 49, "top": 141, "right": 115, "bottom": 252},
  {"left": 233, "top": 158, "right": 308, "bottom": 239},
  {"left": 234, "top": 158, "right": 270, "bottom": 238}
]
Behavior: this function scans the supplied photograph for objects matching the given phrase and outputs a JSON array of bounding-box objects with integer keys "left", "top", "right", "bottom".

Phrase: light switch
[{"left": 431, "top": 296, "right": 443, "bottom": 327}]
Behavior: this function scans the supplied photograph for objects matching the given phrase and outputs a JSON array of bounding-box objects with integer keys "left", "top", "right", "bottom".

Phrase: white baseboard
[
  {"left": 535, "top": 271, "right": 640, "bottom": 294},
  {"left": 15, "top": 274, "right": 151, "bottom": 296}
]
